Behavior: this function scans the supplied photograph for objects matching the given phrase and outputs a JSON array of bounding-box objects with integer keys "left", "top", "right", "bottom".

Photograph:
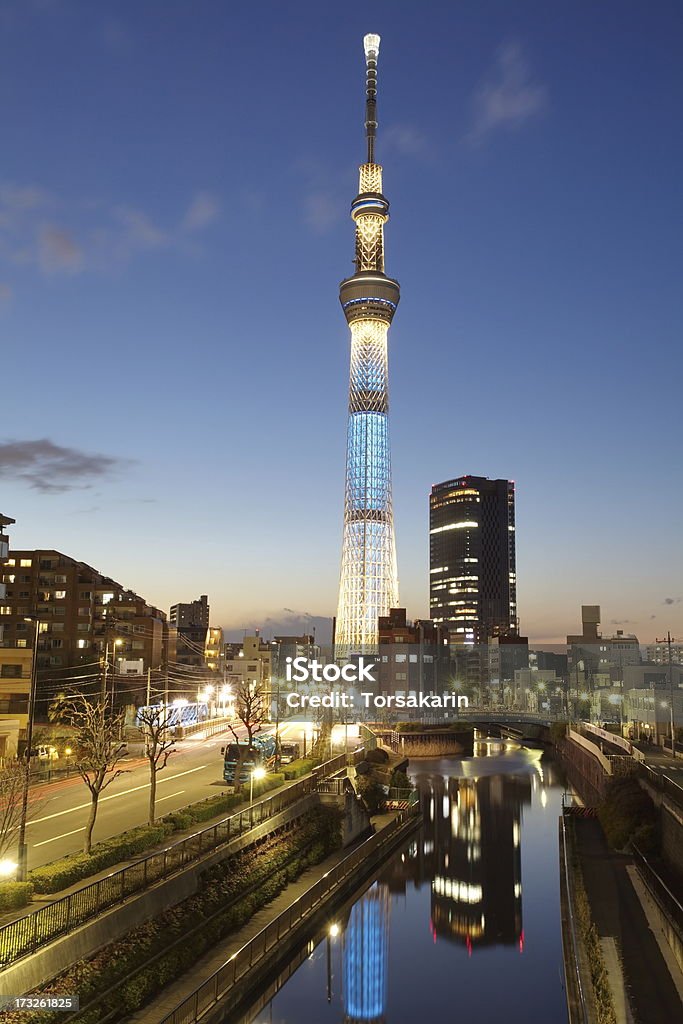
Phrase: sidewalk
[{"left": 575, "top": 818, "right": 682, "bottom": 1022}]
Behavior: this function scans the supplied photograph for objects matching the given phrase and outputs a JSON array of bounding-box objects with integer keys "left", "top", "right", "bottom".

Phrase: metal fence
[
  {"left": 160, "top": 805, "right": 420, "bottom": 1024},
  {"left": 636, "top": 761, "right": 683, "bottom": 807},
  {"left": 0, "top": 752, "right": 354, "bottom": 969},
  {"left": 632, "top": 843, "right": 683, "bottom": 942}
]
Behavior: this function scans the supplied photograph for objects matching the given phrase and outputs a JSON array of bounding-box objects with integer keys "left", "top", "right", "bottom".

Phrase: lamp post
[
  {"left": 250, "top": 765, "right": 266, "bottom": 807},
  {"left": 17, "top": 616, "right": 41, "bottom": 882},
  {"left": 656, "top": 632, "right": 677, "bottom": 756}
]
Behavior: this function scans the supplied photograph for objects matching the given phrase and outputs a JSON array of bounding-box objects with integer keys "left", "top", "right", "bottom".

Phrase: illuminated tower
[
  {"left": 336, "top": 33, "right": 400, "bottom": 654},
  {"left": 343, "top": 883, "right": 391, "bottom": 1023}
]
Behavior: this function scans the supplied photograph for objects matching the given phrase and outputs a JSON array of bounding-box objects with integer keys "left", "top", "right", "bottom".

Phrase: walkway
[{"left": 575, "top": 818, "right": 682, "bottom": 1022}]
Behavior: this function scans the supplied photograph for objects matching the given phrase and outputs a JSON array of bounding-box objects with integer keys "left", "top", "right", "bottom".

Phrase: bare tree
[
  {"left": 136, "top": 704, "right": 176, "bottom": 824},
  {"left": 53, "top": 695, "right": 127, "bottom": 854},
  {"left": 0, "top": 760, "right": 44, "bottom": 861},
  {"left": 227, "top": 679, "right": 269, "bottom": 790}
]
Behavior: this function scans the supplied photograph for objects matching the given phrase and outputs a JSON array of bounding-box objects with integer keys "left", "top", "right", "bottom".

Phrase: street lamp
[
  {"left": 17, "top": 616, "right": 41, "bottom": 881},
  {"left": 250, "top": 765, "right": 266, "bottom": 806}
]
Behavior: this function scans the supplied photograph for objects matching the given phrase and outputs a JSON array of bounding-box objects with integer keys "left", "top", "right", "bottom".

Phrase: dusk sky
[{"left": 1, "top": 1, "right": 681, "bottom": 645}]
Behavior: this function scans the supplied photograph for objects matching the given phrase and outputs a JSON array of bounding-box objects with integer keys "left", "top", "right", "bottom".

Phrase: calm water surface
[{"left": 247, "top": 739, "right": 569, "bottom": 1024}]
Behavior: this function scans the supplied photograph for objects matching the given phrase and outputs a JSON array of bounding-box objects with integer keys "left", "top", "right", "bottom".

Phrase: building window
[
  {"left": 77, "top": 623, "right": 90, "bottom": 632},
  {"left": 19, "top": 559, "right": 32, "bottom": 567},
  {"left": 5, "top": 559, "right": 15, "bottom": 567},
  {"left": 16, "top": 639, "right": 27, "bottom": 648},
  {"left": 77, "top": 639, "right": 88, "bottom": 649},
  {"left": 396, "top": 672, "right": 407, "bottom": 681},
  {"left": 49, "top": 656, "right": 62, "bottom": 666},
  {"left": 395, "top": 654, "right": 407, "bottom": 663},
  {"left": 79, "top": 591, "right": 92, "bottom": 600},
  {"left": 55, "top": 591, "right": 66, "bottom": 600},
  {"left": 0, "top": 607, "right": 11, "bottom": 615},
  {"left": 1, "top": 665, "right": 22, "bottom": 678}
]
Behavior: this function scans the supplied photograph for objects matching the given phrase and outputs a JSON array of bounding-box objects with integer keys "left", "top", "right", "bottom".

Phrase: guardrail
[
  {"left": 0, "top": 752, "right": 357, "bottom": 969},
  {"left": 632, "top": 844, "right": 683, "bottom": 942},
  {"left": 559, "top": 811, "right": 590, "bottom": 1024},
  {"left": 636, "top": 761, "right": 683, "bottom": 807},
  {"left": 160, "top": 806, "right": 420, "bottom": 1024}
]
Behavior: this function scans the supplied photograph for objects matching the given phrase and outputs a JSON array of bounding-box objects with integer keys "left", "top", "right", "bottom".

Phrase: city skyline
[{"left": 1, "top": 2, "right": 682, "bottom": 644}]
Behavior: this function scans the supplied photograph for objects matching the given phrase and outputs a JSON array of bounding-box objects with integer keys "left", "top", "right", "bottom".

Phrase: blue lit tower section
[
  {"left": 336, "top": 33, "right": 400, "bottom": 654},
  {"left": 343, "top": 883, "right": 390, "bottom": 1023}
]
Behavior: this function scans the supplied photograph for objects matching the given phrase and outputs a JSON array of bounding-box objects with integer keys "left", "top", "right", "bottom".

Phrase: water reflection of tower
[{"left": 343, "top": 882, "right": 390, "bottom": 1023}]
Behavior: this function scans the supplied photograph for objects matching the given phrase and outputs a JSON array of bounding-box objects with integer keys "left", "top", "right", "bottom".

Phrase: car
[{"left": 279, "top": 742, "right": 300, "bottom": 765}]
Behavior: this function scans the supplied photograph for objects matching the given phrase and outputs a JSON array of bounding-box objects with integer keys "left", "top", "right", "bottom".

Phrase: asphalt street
[{"left": 25, "top": 720, "right": 316, "bottom": 870}]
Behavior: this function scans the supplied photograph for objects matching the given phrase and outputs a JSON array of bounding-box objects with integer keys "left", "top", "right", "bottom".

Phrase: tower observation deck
[{"left": 335, "top": 34, "right": 400, "bottom": 654}]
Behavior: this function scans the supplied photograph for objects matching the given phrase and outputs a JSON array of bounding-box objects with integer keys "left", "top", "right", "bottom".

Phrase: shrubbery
[
  {"left": 0, "top": 881, "right": 34, "bottom": 911},
  {"left": 573, "top": 856, "right": 617, "bottom": 1023},
  {"left": 282, "top": 758, "right": 318, "bottom": 780},
  {"left": 365, "top": 747, "right": 389, "bottom": 764},
  {"left": 394, "top": 721, "right": 471, "bottom": 733},
  {"left": 390, "top": 769, "right": 411, "bottom": 790},
  {"left": 8, "top": 807, "right": 342, "bottom": 1024},
  {"left": 597, "top": 776, "right": 658, "bottom": 853},
  {"left": 357, "top": 777, "right": 386, "bottom": 814},
  {"left": 29, "top": 825, "right": 168, "bottom": 893}
]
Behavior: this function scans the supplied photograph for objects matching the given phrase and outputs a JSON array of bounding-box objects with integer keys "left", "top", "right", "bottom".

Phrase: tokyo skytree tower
[{"left": 335, "top": 34, "right": 400, "bottom": 654}]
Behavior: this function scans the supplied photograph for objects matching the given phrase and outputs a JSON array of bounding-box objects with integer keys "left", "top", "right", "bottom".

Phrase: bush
[
  {"left": 365, "top": 747, "right": 389, "bottom": 764},
  {"left": 282, "top": 758, "right": 318, "bottom": 780},
  {"left": 390, "top": 769, "right": 411, "bottom": 790},
  {"left": 357, "top": 778, "right": 386, "bottom": 814},
  {"left": 598, "top": 776, "right": 658, "bottom": 852},
  {"left": 29, "top": 825, "right": 167, "bottom": 893},
  {"left": 0, "top": 881, "right": 34, "bottom": 911}
]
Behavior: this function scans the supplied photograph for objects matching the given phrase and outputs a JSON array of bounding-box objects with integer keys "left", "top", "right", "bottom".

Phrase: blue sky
[{"left": 1, "top": 1, "right": 681, "bottom": 644}]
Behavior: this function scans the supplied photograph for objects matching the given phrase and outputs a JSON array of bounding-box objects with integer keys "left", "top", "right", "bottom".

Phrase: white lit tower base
[{"left": 335, "top": 34, "right": 400, "bottom": 656}]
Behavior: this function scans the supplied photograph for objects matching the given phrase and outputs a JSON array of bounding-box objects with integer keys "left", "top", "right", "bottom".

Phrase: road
[{"left": 24, "top": 720, "right": 320, "bottom": 871}]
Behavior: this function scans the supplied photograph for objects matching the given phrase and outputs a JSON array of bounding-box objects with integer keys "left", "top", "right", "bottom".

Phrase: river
[{"left": 245, "top": 737, "right": 569, "bottom": 1023}]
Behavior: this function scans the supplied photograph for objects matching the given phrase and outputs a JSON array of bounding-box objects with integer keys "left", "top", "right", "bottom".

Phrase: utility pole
[
  {"left": 17, "top": 617, "right": 40, "bottom": 881},
  {"left": 656, "top": 632, "right": 677, "bottom": 757}
]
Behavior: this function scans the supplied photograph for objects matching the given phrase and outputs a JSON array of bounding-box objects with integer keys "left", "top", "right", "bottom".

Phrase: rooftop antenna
[{"left": 363, "top": 33, "right": 381, "bottom": 163}]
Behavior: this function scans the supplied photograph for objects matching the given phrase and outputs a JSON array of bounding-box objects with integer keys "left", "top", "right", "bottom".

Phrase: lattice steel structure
[{"left": 336, "top": 34, "right": 400, "bottom": 655}]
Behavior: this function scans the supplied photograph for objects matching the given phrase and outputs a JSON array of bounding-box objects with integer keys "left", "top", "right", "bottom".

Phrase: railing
[
  {"left": 0, "top": 753, "right": 354, "bottom": 969},
  {"left": 636, "top": 761, "right": 683, "bottom": 807},
  {"left": 160, "top": 806, "right": 420, "bottom": 1024},
  {"left": 559, "top": 811, "right": 590, "bottom": 1024},
  {"left": 632, "top": 843, "right": 683, "bottom": 942}
]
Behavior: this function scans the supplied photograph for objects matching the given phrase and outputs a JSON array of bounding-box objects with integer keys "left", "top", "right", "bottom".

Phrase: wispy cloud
[
  {"left": 0, "top": 184, "right": 222, "bottom": 287},
  {"left": 0, "top": 438, "right": 128, "bottom": 493},
  {"left": 38, "top": 226, "right": 83, "bottom": 275},
  {"left": 468, "top": 42, "right": 548, "bottom": 145},
  {"left": 182, "top": 191, "right": 221, "bottom": 231},
  {"left": 383, "top": 123, "right": 433, "bottom": 160},
  {"left": 303, "top": 193, "right": 340, "bottom": 234}
]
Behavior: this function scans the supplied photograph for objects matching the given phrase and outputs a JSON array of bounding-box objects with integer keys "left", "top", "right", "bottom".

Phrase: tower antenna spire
[{"left": 363, "top": 33, "right": 380, "bottom": 163}]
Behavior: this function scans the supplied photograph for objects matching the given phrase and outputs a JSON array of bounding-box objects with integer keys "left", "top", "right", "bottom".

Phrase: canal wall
[{"left": 388, "top": 726, "right": 474, "bottom": 758}]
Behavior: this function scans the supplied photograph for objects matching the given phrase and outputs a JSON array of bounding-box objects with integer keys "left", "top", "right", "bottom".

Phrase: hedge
[
  {"left": 28, "top": 771, "right": 290, "bottom": 894},
  {"left": 0, "top": 881, "right": 34, "bottom": 911},
  {"left": 7, "top": 807, "right": 343, "bottom": 1024},
  {"left": 282, "top": 758, "right": 318, "bottom": 780},
  {"left": 29, "top": 825, "right": 168, "bottom": 893}
]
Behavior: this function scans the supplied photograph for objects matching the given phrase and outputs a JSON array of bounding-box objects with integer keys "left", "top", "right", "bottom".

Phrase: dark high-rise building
[
  {"left": 169, "top": 594, "right": 209, "bottom": 629},
  {"left": 429, "top": 476, "right": 517, "bottom": 646}
]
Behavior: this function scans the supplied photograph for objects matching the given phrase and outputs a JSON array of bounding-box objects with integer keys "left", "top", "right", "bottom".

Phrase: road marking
[
  {"left": 155, "top": 790, "right": 185, "bottom": 803},
  {"left": 28, "top": 765, "right": 209, "bottom": 825},
  {"left": 33, "top": 827, "right": 86, "bottom": 848}
]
